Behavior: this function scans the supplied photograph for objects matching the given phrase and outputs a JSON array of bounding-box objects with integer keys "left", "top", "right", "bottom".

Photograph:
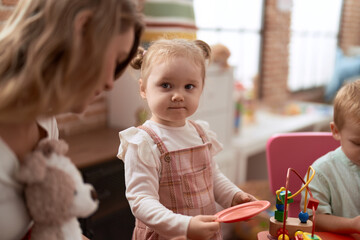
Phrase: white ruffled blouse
[{"left": 118, "top": 120, "right": 240, "bottom": 239}]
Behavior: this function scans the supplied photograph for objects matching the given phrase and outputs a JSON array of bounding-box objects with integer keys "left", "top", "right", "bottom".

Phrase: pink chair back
[{"left": 266, "top": 132, "right": 340, "bottom": 217}]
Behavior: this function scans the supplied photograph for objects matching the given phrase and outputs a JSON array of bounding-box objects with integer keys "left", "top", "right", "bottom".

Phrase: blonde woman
[{"left": 0, "top": 0, "right": 144, "bottom": 239}]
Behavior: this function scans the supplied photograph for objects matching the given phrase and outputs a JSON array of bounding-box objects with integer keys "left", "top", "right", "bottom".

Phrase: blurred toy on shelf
[
  {"left": 284, "top": 103, "right": 302, "bottom": 115},
  {"left": 233, "top": 75, "right": 258, "bottom": 133},
  {"left": 234, "top": 81, "right": 245, "bottom": 134},
  {"left": 211, "top": 43, "right": 231, "bottom": 70},
  {"left": 243, "top": 74, "right": 259, "bottom": 125},
  {"left": 243, "top": 89, "right": 257, "bottom": 125},
  {"left": 268, "top": 101, "right": 333, "bottom": 117}
]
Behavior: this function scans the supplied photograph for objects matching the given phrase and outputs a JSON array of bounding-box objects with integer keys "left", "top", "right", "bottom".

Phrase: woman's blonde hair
[
  {"left": 131, "top": 39, "right": 211, "bottom": 86},
  {"left": 0, "top": 0, "right": 144, "bottom": 123},
  {"left": 333, "top": 79, "right": 360, "bottom": 130}
]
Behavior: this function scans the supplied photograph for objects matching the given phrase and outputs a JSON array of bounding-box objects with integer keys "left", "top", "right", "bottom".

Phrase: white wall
[{"left": 107, "top": 69, "right": 148, "bottom": 129}]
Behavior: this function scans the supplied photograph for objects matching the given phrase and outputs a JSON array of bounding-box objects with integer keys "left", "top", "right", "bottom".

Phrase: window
[{"left": 193, "top": 0, "right": 264, "bottom": 87}]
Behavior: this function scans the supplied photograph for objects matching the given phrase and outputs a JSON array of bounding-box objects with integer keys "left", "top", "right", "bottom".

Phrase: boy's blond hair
[
  {"left": 131, "top": 39, "right": 211, "bottom": 86},
  {"left": 333, "top": 79, "right": 360, "bottom": 130},
  {"left": 0, "top": 0, "right": 144, "bottom": 123}
]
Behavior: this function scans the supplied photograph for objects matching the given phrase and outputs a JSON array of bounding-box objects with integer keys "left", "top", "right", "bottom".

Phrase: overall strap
[
  {"left": 137, "top": 125, "right": 169, "bottom": 155},
  {"left": 188, "top": 120, "right": 209, "bottom": 144}
]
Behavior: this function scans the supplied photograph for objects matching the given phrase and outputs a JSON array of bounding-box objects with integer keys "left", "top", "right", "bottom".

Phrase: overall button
[{"left": 164, "top": 154, "right": 171, "bottom": 162}]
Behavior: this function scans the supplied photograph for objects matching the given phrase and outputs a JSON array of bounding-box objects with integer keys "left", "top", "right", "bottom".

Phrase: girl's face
[
  {"left": 71, "top": 27, "right": 135, "bottom": 113},
  {"left": 140, "top": 56, "right": 204, "bottom": 127},
  {"left": 331, "top": 117, "right": 360, "bottom": 166}
]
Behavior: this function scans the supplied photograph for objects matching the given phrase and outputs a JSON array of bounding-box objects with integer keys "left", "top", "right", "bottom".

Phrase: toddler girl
[{"left": 118, "top": 39, "right": 256, "bottom": 240}]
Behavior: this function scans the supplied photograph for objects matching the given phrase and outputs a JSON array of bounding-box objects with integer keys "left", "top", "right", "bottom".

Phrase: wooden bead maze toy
[{"left": 268, "top": 166, "right": 321, "bottom": 240}]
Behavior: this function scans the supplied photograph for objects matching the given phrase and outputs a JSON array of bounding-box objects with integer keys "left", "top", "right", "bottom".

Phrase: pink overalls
[{"left": 133, "top": 121, "right": 222, "bottom": 240}]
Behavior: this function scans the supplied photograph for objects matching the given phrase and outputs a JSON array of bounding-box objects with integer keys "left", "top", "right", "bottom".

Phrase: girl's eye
[
  {"left": 185, "top": 84, "right": 194, "bottom": 90},
  {"left": 161, "top": 83, "right": 171, "bottom": 89}
]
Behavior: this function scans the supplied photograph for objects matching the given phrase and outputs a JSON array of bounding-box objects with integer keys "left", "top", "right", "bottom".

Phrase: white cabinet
[
  {"left": 191, "top": 64, "right": 235, "bottom": 147},
  {"left": 191, "top": 64, "right": 236, "bottom": 182},
  {"left": 107, "top": 69, "right": 148, "bottom": 129}
]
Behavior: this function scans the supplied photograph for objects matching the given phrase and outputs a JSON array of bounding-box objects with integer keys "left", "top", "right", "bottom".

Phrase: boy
[{"left": 300, "top": 80, "right": 360, "bottom": 238}]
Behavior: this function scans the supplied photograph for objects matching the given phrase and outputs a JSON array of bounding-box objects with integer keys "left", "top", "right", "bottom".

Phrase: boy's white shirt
[
  {"left": 300, "top": 147, "right": 360, "bottom": 218},
  {"left": 118, "top": 119, "right": 240, "bottom": 239}
]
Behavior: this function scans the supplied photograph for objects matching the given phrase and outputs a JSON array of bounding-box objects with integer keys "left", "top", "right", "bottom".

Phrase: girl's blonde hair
[
  {"left": 131, "top": 39, "right": 211, "bottom": 85},
  {"left": 0, "top": 0, "right": 144, "bottom": 123},
  {"left": 333, "top": 79, "right": 360, "bottom": 130}
]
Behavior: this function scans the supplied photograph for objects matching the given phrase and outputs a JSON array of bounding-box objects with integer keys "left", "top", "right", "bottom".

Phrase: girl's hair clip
[{"left": 142, "top": 50, "right": 147, "bottom": 56}]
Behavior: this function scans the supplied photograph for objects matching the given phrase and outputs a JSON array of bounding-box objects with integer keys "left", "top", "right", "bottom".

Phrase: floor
[{"left": 226, "top": 180, "right": 276, "bottom": 240}]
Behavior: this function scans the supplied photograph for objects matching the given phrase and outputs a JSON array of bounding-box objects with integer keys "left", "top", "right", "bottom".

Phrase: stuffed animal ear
[
  {"left": 38, "top": 139, "right": 69, "bottom": 157},
  {"left": 16, "top": 151, "right": 47, "bottom": 184}
]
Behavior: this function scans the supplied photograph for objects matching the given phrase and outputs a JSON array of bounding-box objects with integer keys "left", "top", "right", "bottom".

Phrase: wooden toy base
[
  {"left": 269, "top": 216, "right": 313, "bottom": 238},
  {"left": 258, "top": 231, "right": 354, "bottom": 240}
]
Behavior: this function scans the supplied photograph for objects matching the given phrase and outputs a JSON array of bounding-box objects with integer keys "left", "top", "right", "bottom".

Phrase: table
[
  {"left": 232, "top": 102, "right": 333, "bottom": 184},
  {"left": 257, "top": 230, "right": 355, "bottom": 240}
]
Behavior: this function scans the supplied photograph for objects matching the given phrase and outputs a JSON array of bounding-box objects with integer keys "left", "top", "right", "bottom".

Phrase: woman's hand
[
  {"left": 187, "top": 215, "right": 219, "bottom": 240},
  {"left": 231, "top": 191, "right": 257, "bottom": 206}
]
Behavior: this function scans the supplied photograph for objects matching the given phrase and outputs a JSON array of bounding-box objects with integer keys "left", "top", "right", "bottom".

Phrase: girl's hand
[
  {"left": 187, "top": 215, "right": 219, "bottom": 240},
  {"left": 231, "top": 191, "right": 257, "bottom": 206}
]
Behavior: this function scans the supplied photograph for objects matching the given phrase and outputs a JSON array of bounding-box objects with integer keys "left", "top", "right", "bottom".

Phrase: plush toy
[
  {"left": 16, "top": 139, "right": 99, "bottom": 240},
  {"left": 211, "top": 43, "right": 231, "bottom": 69}
]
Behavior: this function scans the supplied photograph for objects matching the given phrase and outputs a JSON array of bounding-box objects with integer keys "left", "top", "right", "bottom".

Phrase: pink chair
[{"left": 266, "top": 132, "right": 340, "bottom": 217}]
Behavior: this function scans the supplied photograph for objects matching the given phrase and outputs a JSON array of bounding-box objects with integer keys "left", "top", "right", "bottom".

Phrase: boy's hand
[
  {"left": 352, "top": 215, "right": 360, "bottom": 233},
  {"left": 187, "top": 215, "right": 219, "bottom": 240},
  {"left": 351, "top": 234, "right": 360, "bottom": 240},
  {"left": 231, "top": 191, "right": 257, "bottom": 206}
]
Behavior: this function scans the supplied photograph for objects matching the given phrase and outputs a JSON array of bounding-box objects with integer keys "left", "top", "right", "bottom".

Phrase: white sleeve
[{"left": 123, "top": 142, "right": 191, "bottom": 239}]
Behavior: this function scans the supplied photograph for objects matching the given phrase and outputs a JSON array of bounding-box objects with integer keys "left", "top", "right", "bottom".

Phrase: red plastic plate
[{"left": 215, "top": 200, "right": 271, "bottom": 223}]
